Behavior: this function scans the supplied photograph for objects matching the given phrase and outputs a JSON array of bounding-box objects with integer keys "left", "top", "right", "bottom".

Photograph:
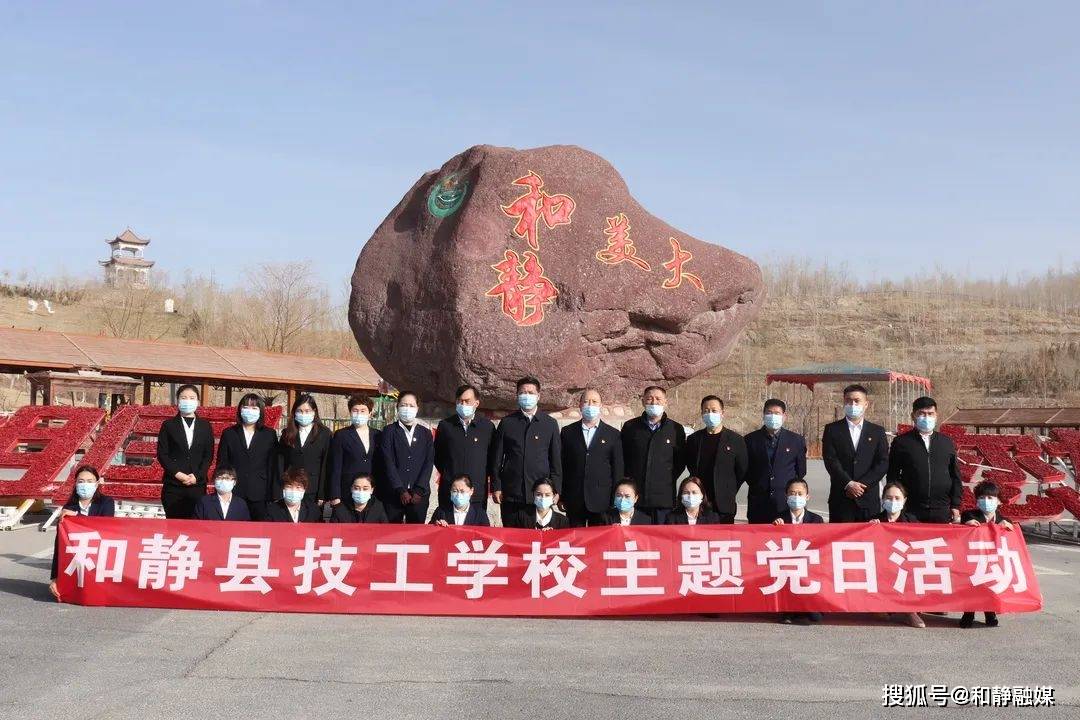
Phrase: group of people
[{"left": 49, "top": 380, "right": 1013, "bottom": 628}]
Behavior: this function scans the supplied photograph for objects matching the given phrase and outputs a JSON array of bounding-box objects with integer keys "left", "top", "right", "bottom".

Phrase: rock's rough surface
[{"left": 350, "top": 144, "right": 765, "bottom": 410}]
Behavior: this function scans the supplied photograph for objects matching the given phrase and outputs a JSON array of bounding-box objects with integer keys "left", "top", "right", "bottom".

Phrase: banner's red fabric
[{"left": 56, "top": 517, "right": 1042, "bottom": 616}]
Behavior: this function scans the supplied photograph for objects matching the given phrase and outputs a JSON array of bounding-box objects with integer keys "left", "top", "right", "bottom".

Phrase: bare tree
[{"left": 242, "top": 262, "right": 327, "bottom": 354}]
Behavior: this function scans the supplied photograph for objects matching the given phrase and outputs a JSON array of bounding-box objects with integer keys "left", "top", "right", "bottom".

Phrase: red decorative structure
[{"left": 0, "top": 407, "right": 105, "bottom": 499}]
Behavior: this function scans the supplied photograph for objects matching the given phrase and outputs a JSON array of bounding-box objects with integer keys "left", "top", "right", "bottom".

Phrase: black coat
[
  {"left": 429, "top": 503, "right": 491, "bottom": 526},
  {"left": 665, "top": 507, "right": 723, "bottom": 525},
  {"left": 886, "top": 430, "right": 963, "bottom": 518},
  {"left": 960, "top": 508, "right": 1007, "bottom": 525},
  {"left": 276, "top": 425, "right": 331, "bottom": 502},
  {"left": 822, "top": 418, "right": 889, "bottom": 516},
  {"left": 874, "top": 509, "right": 921, "bottom": 523},
  {"left": 560, "top": 420, "right": 623, "bottom": 515},
  {"left": 193, "top": 493, "right": 252, "bottom": 521},
  {"left": 51, "top": 495, "right": 115, "bottom": 579},
  {"left": 330, "top": 498, "right": 388, "bottom": 524},
  {"left": 379, "top": 421, "right": 435, "bottom": 499},
  {"left": 157, "top": 415, "right": 214, "bottom": 501},
  {"left": 216, "top": 424, "right": 277, "bottom": 503},
  {"left": 684, "top": 427, "right": 747, "bottom": 516},
  {"left": 603, "top": 508, "right": 653, "bottom": 525},
  {"left": 328, "top": 425, "right": 382, "bottom": 502},
  {"left": 776, "top": 508, "right": 825, "bottom": 524},
  {"left": 621, "top": 414, "right": 686, "bottom": 509},
  {"left": 491, "top": 410, "right": 562, "bottom": 501},
  {"left": 265, "top": 499, "right": 323, "bottom": 523},
  {"left": 512, "top": 508, "right": 570, "bottom": 529},
  {"left": 744, "top": 427, "right": 807, "bottom": 522},
  {"left": 433, "top": 415, "right": 495, "bottom": 507}
]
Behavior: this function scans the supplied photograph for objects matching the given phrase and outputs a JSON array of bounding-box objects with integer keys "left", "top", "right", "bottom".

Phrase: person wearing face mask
[
  {"left": 379, "top": 391, "right": 435, "bottom": 524},
  {"left": 194, "top": 467, "right": 251, "bottom": 521},
  {"left": 560, "top": 388, "right": 623, "bottom": 527},
  {"left": 266, "top": 469, "right": 322, "bottom": 522},
  {"left": 823, "top": 384, "right": 890, "bottom": 523},
  {"left": 744, "top": 400, "right": 807, "bottom": 524},
  {"left": 620, "top": 385, "right": 686, "bottom": 524},
  {"left": 430, "top": 476, "right": 490, "bottom": 526},
  {"left": 491, "top": 376, "right": 562, "bottom": 528},
  {"left": 512, "top": 479, "right": 570, "bottom": 529},
  {"left": 684, "top": 395, "right": 746, "bottom": 524},
  {"left": 959, "top": 480, "right": 1013, "bottom": 629},
  {"left": 329, "top": 395, "right": 383, "bottom": 510},
  {"left": 604, "top": 479, "right": 652, "bottom": 525},
  {"left": 887, "top": 397, "right": 962, "bottom": 523},
  {"left": 276, "top": 394, "right": 331, "bottom": 507},
  {"left": 665, "top": 477, "right": 721, "bottom": 525},
  {"left": 157, "top": 384, "right": 214, "bottom": 519},
  {"left": 216, "top": 394, "right": 278, "bottom": 520},
  {"left": 434, "top": 384, "right": 495, "bottom": 512},
  {"left": 49, "top": 465, "right": 115, "bottom": 600},
  {"left": 772, "top": 479, "right": 824, "bottom": 525},
  {"left": 330, "top": 474, "right": 388, "bottom": 524},
  {"left": 869, "top": 482, "right": 925, "bottom": 628}
]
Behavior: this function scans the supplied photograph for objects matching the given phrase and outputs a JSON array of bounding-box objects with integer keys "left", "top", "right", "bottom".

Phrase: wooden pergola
[{"left": 944, "top": 407, "right": 1080, "bottom": 434}]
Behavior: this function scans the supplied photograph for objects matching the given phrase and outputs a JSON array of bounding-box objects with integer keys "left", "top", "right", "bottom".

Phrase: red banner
[{"left": 55, "top": 517, "right": 1042, "bottom": 616}]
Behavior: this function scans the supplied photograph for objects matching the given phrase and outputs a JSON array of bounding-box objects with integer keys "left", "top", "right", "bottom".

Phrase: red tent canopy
[{"left": 765, "top": 363, "right": 932, "bottom": 391}]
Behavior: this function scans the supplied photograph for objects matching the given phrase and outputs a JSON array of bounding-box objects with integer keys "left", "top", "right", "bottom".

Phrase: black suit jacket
[
  {"left": 778, "top": 508, "right": 824, "bottom": 524},
  {"left": 822, "top": 418, "right": 889, "bottom": 516},
  {"left": 330, "top": 498, "right": 389, "bottom": 524},
  {"left": 512, "top": 508, "right": 570, "bottom": 529},
  {"left": 560, "top": 420, "right": 623, "bottom": 515},
  {"left": 51, "top": 495, "right": 116, "bottom": 579},
  {"left": 265, "top": 499, "right": 323, "bottom": 523},
  {"left": 379, "top": 422, "right": 435, "bottom": 498},
  {"left": 276, "top": 425, "right": 331, "bottom": 502},
  {"left": 216, "top": 424, "right": 277, "bottom": 503},
  {"left": 960, "top": 508, "right": 1007, "bottom": 525},
  {"left": 434, "top": 415, "right": 495, "bottom": 507},
  {"left": 684, "top": 427, "right": 748, "bottom": 516},
  {"left": 665, "top": 507, "right": 723, "bottom": 525},
  {"left": 874, "top": 510, "right": 921, "bottom": 523},
  {"left": 193, "top": 493, "right": 252, "bottom": 521},
  {"left": 328, "top": 426, "right": 382, "bottom": 502},
  {"left": 744, "top": 427, "right": 808, "bottom": 522},
  {"left": 621, "top": 414, "right": 686, "bottom": 509},
  {"left": 157, "top": 415, "right": 214, "bottom": 500},
  {"left": 887, "top": 430, "right": 963, "bottom": 517},
  {"left": 492, "top": 410, "right": 562, "bottom": 501},
  {"left": 429, "top": 503, "right": 491, "bottom": 526},
  {"left": 603, "top": 509, "right": 653, "bottom": 525}
]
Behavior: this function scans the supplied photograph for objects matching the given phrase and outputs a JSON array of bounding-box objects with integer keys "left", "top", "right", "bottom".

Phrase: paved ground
[{"left": 1, "top": 461, "right": 1078, "bottom": 719}]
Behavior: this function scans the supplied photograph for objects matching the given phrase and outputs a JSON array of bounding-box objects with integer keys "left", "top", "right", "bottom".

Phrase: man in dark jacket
[
  {"left": 491, "top": 377, "right": 561, "bottom": 528},
  {"left": 887, "top": 396, "right": 962, "bottom": 523},
  {"left": 822, "top": 384, "right": 890, "bottom": 522},
  {"left": 434, "top": 384, "right": 495, "bottom": 510},
  {"left": 560, "top": 388, "right": 623, "bottom": 526},
  {"left": 684, "top": 395, "right": 746, "bottom": 524},
  {"left": 621, "top": 386, "right": 686, "bottom": 524},
  {"left": 743, "top": 399, "right": 807, "bottom": 523}
]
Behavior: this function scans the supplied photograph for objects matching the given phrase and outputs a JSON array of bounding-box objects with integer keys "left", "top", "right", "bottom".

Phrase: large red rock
[{"left": 350, "top": 144, "right": 764, "bottom": 410}]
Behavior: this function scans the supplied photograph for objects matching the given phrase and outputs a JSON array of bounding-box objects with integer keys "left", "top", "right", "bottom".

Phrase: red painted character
[
  {"left": 661, "top": 237, "right": 704, "bottom": 292},
  {"left": 500, "top": 172, "right": 576, "bottom": 251},
  {"left": 485, "top": 249, "right": 559, "bottom": 326},
  {"left": 595, "top": 213, "right": 651, "bottom": 271}
]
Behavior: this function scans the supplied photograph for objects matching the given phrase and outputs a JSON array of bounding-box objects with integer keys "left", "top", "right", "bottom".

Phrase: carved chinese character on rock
[
  {"left": 596, "top": 213, "right": 651, "bottom": 271},
  {"left": 500, "top": 171, "right": 576, "bottom": 251},
  {"left": 485, "top": 249, "right": 558, "bottom": 327},
  {"left": 661, "top": 237, "right": 704, "bottom": 292}
]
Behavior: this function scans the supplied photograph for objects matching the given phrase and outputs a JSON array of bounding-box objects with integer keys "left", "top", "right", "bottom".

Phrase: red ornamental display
[
  {"left": 56, "top": 518, "right": 1042, "bottom": 617},
  {"left": 0, "top": 406, "right": 105, "bottom": 498}
]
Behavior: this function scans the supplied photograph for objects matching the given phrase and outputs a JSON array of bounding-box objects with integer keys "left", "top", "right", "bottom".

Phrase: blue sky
[{"left": 2, "top": 1, "right": 1078, "bottom": 287}]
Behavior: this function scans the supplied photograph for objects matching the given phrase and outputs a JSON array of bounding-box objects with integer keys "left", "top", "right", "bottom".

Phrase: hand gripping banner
[{"left": 56, "top": 517, "right": 1042, "bottom": 616}]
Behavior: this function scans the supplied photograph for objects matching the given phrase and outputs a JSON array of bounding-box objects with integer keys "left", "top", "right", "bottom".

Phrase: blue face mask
[
  {"left": 844, "top": 404, "right": 865, "bottom": 420},
  {"left": 614, "top": 496, "right": 635, "bottom": 513},
  {"left": 786, "top": 495, "right": 807, "bottom": 510},
  {"left": 75, "top": 481, "right": 97, "bottom": 500},
  {"left": 518, "top": 393, "right": 538, "bottom": 411},
  {"left": 534, "top": 495, "right": 554, "bottom": 510},
  {"left": 397, "top": 406, "right": 417, "bottom": 424},
  {"left": 177, "top": 398, "right": 198, "bottom": 415},
  {"left": 451, "top": 491, "right": 471, "bottom": 509},
  {"left": 882, "top": 498, "right": 905, "bottom": 515},
  {"left": 977, "top": 497, "right": 999, "bottom": 514},
  {"left": 702, "top": 411, "right": 723, "bottom": 429},
  {"left": 681, "top": 493, "right": 702, "bottom": 509},
  {"left": 915, "top": 415, "right": 936, "bottom": 433},
  {"left": 214, "top": 479, "right": 236, "bottom": 494},
  {"left": 294, "top": 412, "right": 314, "bottom": 427},
  {"left": 581, "top": 405, "right": 601, "bottom": 421},
  {"left": 240, "top": 407, "right": 261, "bottom": 424},
  {"left": 456, "top": 403, "right": 476, "bottom": 420},
  {"left": 645, "top": 404, "right": 665, "bottom": 419},
  {"left": 351, "top": 489, "right": 372, "bottom": 505},
  {"left": 283, "top": 488, "right": 304, "bottom": 505},
  {"left": 351, "top": 412, "right": 369, "bottom": 427},
  {"left": 763, "top": 413, "right": 784, "bottom": 430}
]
